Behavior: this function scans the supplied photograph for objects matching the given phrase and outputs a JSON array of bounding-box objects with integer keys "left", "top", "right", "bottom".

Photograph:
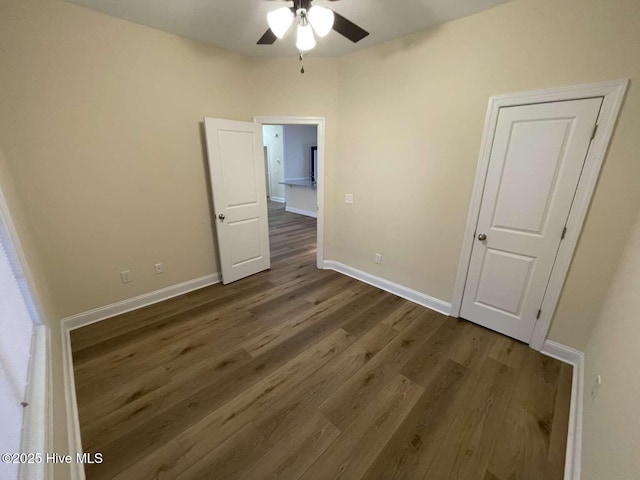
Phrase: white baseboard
[
  {"left": 541, "top": 339, "right": 582, "bottom": 365},
  {"left": 62, "top": 327, "right": 85, "bottom": 480},
  {"left": 285, "top": 206, "right": 317, "bottom": 218},
  {"left": 20, "top": 325, "right": 51, "bottom": 480},
  {"left": 269, "top": 196, "right": 285, "bottom": 203},
  {"left": 60, "top": 273, "right": 221, "bottom": 480},
  {"left": 61, "top": 273, "right": 221, "bottom": 332},
  {"left": 542, "top": 340, "right": 584, "bottom": 480},
  {"left": 322, "top": 260, "right": 452, "bottom": 316}
]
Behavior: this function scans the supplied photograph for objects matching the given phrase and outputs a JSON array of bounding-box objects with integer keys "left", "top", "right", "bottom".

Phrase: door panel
[
  {"left": 229, "top": 218, "right": 263, "bottom": 265},
  {"left": 204, "top": 118, "right": 270, "bottom": 284},
  {"left": 461, "top": 98, "right": 602, "bottom": 342},
  {"left": 475, "top": 248, "right": 535, "bottom": 317},
  {"left": 218, "top": 130, "right": 260, "bottom": 207},
  {"left": 491, "top": 119, "right": 572, "bottom": 235}
]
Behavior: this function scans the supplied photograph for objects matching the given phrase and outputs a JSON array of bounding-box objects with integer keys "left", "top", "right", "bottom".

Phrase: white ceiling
[{"left": 64, "top": 0, "right": 513, "bottom": 57}]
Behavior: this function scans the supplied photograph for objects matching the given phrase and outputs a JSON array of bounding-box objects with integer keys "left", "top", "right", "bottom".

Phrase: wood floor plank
[
  {"left": 71, "top": 279, "right": 273, "bottom": 358},
  {"left": 400, "top": 316, "right": 467, "bottom": 387},
  {"left": 242, "top": 407, "right": 340, "bottom": 480},
  {"left": 300, "top": 374, "right": 424, "bottom": 480},
  {"left": 173, "top": 329, "right": 355, "bottom": 477},
  {"left": 240, "top": 280, "right": 368, "bottom": 358},
  {"left": 361, "top": 360, "right": 470, "bottom": 480},
  {"left": 485, "top": 348, "right": 563, "bottom": 480},
  {"left": 340, "top": 292, "right": 405, "bottom": 337},
  {"left": 488, "top": 335, "right": 528, "bottom": 370},
  {"left": 448, "top": 321, "right": 498, "bottom": 371},
  {"left": 90, "top": 328, "right": 354, "bottom": 480},
  {"left": 421, "top": 357, "right": 518, "bottom": 479},
  {"left": 258, "top": 308, "right": 418, "bottom": 420},
  {"left": 110, "top": 438, "right": 188, "bottom": 480},
  {"left": 72, "top": 202, "right": 573, "bottom": 480},
  {"left": 173, "top": 404, "right": 339, "bottom": 480},
  {"left": 545, "top": 362, "right": 572, "bottom": 478},
  {"left": 78, "top": 347, "right": 253, "bottom": 441},
  {"left": 318, "top": 311, "right": 445, "bottom": 430}
]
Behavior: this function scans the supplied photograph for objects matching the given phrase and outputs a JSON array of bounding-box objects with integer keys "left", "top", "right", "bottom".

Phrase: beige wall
[
  {"left": 0, "top": 0, "right": 338, "bottom": 318},
  {"left": 582, "top": 211, "right": 640, "bottom": 479},
  {"left": 333, "top": 0, "right": 640, "bottom": 350},
  {"left": 0, "top": 0, "right": 258, "bottom": 318}
]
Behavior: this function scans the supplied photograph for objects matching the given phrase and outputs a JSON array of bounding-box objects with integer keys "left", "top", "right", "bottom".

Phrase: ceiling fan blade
[
  {"left": 257, "top": 28, "right": 278, "bottom": 45},
  {"left": 331, "top": 10, "right": 369, "bottom": 43}
]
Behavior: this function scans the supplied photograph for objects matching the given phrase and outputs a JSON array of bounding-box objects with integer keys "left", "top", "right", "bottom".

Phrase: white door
[
  {"left": 204, "top": 117, "right": 271, "bottom": 284},
  {"left": 460, "top": 98, "right": 602, "bottom": 342}
]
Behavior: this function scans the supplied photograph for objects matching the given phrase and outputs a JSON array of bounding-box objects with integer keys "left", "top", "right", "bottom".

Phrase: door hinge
[
  {"left": 561, "top": 226, "right": 567, "bottom": 240},
  {"left": 590, "top": 123, "right": 599, "bottom": 141},
  {"left": 536, "top": 309, "right": 542, "bottom": 320}
]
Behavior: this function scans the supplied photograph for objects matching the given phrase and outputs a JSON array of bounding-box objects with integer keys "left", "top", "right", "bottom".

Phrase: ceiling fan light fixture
[
  {"left": 296, "top": 21, "right": 316, "bottom": 52},
  {"left": 267, "top": 7, "right": 294, "bottom": 39},
  {"left": 307, "top": 5, "right": 334, "bottom": 37}
]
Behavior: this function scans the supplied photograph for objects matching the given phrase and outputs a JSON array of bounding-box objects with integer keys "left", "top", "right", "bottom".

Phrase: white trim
[
  {"left": 285, "top": 205, "right": 317, "bottom": 218},
  {"left": 323, "top": 260, "right": 451, "bottom": 316},
  {"left": 269, "top": 196, "right": 285, "bottom": 203},
  {"left": 451, "top": 79, "right": 629, "bottom": 350},
  {"left": 254, "top": 116, "right": 325, "bottom": 269},
  {"left": 541, "top": 339, "right": 583, "bottom": 366},
  {"left": 19, "top": 325, "right": 51, "bottom": 480},
  {"left": 61, "top": 273, "right": 220, "bottom": 331},
  {"left": 541, "top": 340, "right": 584, "bottom": 480},
  {"left": 62, "top": 325, "right": 84, "bottom": 480},
  {"left": 60, "top": 272, "right": 221, "bottom": 480}
]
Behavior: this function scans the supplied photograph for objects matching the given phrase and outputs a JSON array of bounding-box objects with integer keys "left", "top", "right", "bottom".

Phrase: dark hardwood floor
[{"left": 71, "top": 201, "right": 572, "bottom": 480}]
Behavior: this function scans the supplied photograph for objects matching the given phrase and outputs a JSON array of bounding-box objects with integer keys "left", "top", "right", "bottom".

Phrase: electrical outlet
[
  {"left": 120, "top": 270, "right": 131, "bottom": 284},
  {"left": 375, "top": 253, "right": 382, "bottom": 264},
  {"left": 154, "top": 263, "right": 164, "bottom": 275},
  {"left": 345, "top": 193, "right": 354, "bottom": 204},
  {"left": 591, "top": 374, "right": 602, "bottom": 400}
]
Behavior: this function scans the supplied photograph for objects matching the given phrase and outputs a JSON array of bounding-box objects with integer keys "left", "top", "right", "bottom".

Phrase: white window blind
[{"left": 0, "top": 209, "right": 35, "bottom": 480}]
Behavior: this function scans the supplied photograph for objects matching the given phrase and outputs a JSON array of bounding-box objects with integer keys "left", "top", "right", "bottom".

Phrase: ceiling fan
[{"left": 257, "top": 0, "right": 369, "bottom": 72}]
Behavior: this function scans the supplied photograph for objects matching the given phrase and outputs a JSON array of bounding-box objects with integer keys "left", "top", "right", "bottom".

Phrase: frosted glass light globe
[
  {"left": 296, "top": 23, "right": 316, "bottom": 51},
  {"left": 308, "top": 5, "right": 334, "bottom": 37},
  {"left": 267, "top": 7, "right": 294, "bottom": 38}
]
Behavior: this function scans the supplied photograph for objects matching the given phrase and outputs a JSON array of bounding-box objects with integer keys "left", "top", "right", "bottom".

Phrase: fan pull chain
[{"left": 299, "top": 51, "right": 305, "bottom": 74}]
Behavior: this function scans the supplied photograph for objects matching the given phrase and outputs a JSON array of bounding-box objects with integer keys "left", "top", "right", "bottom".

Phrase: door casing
[
  {"left": 451, "top": 79, "right": 628, "bottom": 351},
  {"left": 253, "top": 116, "right": 326, "bottom": 269}
]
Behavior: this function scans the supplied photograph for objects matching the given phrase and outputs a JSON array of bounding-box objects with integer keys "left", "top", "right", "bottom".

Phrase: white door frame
[
  {"left": 254, "top": 116, "right": 325, "bottom": 269},
  {"left": 263, "top": 145, "right": 272, "bottom": 199},
  {"left": 450, "top": 79, "right": 628, "bottom": 350}
]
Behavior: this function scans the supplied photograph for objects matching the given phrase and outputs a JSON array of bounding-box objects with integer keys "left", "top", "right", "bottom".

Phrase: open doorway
[
  {"left": 254, "top": 117, "right": 325, "bottom": 269},
  {"left": 262, "top": 123, "right": 318, "bottom": 268}
]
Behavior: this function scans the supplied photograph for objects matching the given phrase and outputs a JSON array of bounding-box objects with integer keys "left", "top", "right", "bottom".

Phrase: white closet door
[{"left": 460, "top": 98, "right": 602, "bottom": 342}]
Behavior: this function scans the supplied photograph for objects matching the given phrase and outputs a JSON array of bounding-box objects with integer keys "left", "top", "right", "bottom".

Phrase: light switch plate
[{"left": 345, "top": 193, "right": 354, "bottom": 204}]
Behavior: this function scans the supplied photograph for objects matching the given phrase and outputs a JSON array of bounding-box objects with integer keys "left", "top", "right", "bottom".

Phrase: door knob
[
  {"left": 477, "top": 233, "right": 487, "bottom": 241},
  {"left": 218, "top": 214, "right": 225, "bottom": 221}
]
